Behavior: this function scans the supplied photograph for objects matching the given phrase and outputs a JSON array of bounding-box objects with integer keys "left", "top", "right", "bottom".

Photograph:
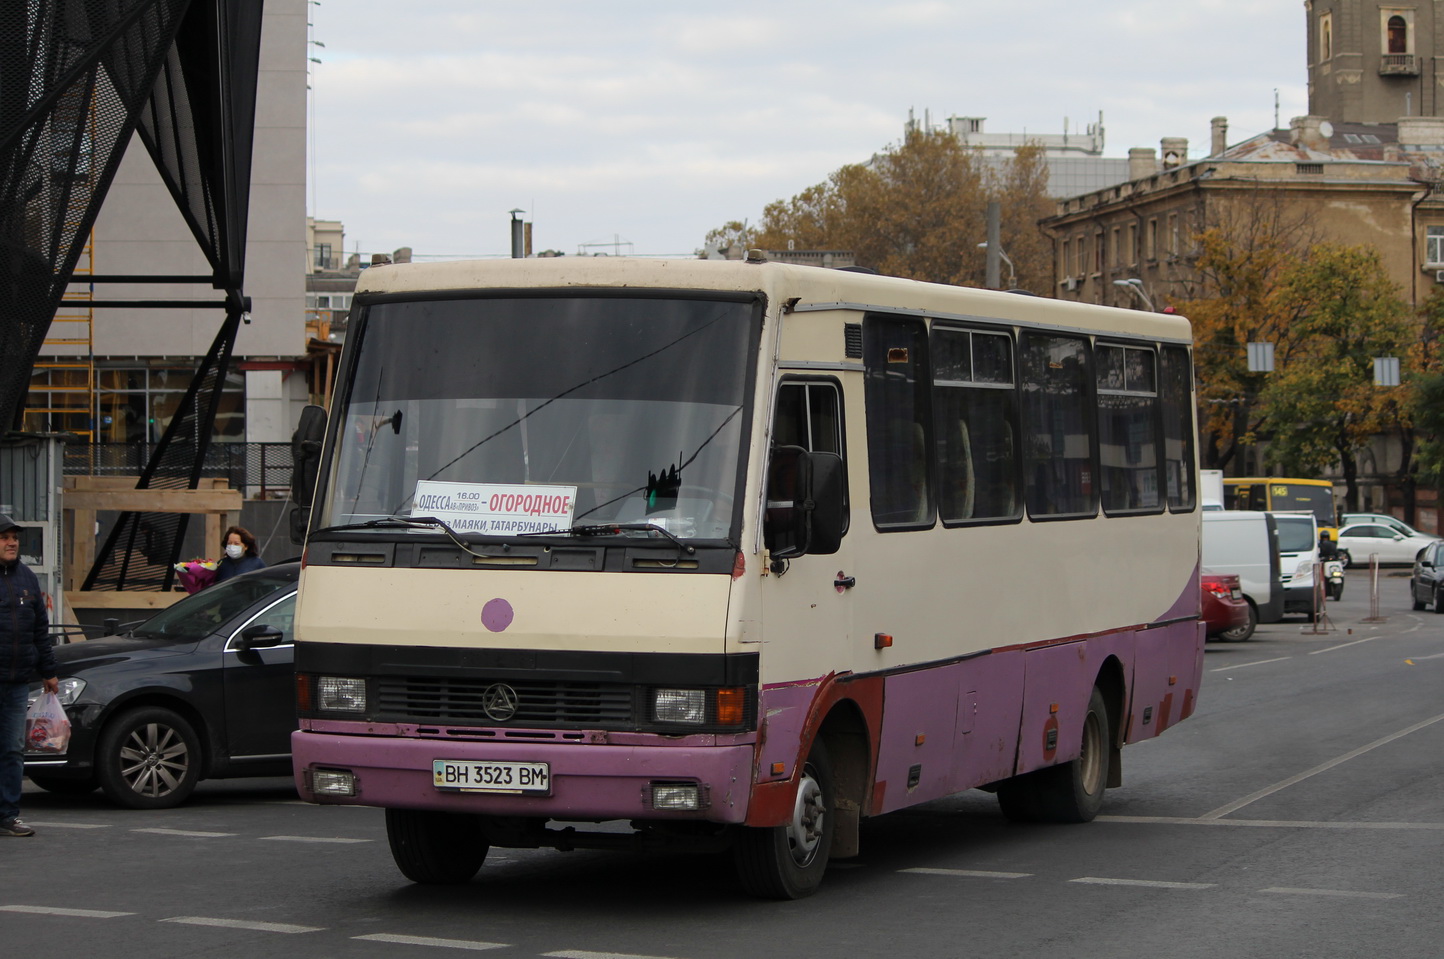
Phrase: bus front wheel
[
  {"left": 385, "top": 808, "right": 489, "bottom": 884},
  {"left": 733, "top": 740, "right": 834, "bottom": 899}
]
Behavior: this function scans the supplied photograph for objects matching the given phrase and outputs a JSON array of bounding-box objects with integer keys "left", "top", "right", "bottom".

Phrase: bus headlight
[
  {"left": 651, "top": 687, "right": 748, "bottom": 727},
  {"left": 317, "top": 676, "right": 367, "bottom": 714},
  {"left": 653, "top": 688, "right": 706, "bottom": 724}
]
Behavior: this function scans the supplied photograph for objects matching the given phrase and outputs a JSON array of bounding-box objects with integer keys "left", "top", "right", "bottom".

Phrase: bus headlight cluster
[
  {"left": 317, "top": 676, "right": 367, "bottom": 713},
  {"left": 651, "top": 687, "right": 746, "bottom": 727}
]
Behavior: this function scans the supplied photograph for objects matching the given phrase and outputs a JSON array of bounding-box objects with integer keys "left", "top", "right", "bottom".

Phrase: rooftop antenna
[{"left": 1274, "top": 88, "right": 1280, "bottom": 129}]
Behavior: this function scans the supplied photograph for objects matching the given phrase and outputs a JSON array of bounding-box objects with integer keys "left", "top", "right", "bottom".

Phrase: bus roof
[
  {"left": 1224, "top": 477, "right": 1334, "bottom": 487},
  {"left": 351, "top": 258, "right": 1194, "bottom": 343}
]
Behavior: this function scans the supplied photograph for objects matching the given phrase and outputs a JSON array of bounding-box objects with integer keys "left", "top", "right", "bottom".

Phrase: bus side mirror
[
  {"left": 289, "top": 404, "right": 328, "bottom": 544},
  {"left": 764, "top": 446, "right": 845, "bottom": 559}
]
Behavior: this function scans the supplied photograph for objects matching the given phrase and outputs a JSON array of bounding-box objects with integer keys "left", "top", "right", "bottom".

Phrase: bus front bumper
[{"left": 291, "top": 728, "right": 755, "bottom": 824}]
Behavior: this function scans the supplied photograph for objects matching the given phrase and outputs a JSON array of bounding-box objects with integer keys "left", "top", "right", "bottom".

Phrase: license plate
[{"left": 432, "top": 759, "right": 551, "bottom": 795}]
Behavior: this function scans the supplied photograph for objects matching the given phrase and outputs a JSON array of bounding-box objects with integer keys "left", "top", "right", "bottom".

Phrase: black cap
[{"left": 0, "top": 514, "right": 23, "bottom": 534}]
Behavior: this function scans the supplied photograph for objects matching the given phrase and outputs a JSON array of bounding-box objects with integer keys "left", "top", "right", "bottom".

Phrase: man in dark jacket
[{"left": 0, "top": 514, "right": 58, "bottom": 837}]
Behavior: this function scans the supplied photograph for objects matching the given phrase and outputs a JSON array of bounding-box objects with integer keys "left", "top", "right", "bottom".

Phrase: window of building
[
  {"left": 1094, "top": 231, "right": 1104, "bottom": 274},
  {"left": 1428, "top": 226, "right": 1444, "bottom": 265},
  {"left": 314, "top": 243, "right": 333, "bottom": 270},
  {"left": 1320, "top": 12, "right": 1333, "bottom": 60},
  {"left": 931, "top": 327, "right": 1020, "bottom": 523},
  {"left": 1127, "top": 223, "right": 1138, "bottom": 266},
  {"left": 1146, "top": 218, "right": 1158, "bottom": 260},
  {"left": 1167, "top": 214, "right": 1178, "bottom": 255},
  {"left": 95, "top": 367, "right": 245, "bottom": 445},
  {"left": 1387, "top": 14, "right": 1407, "bottom": 54},
  {"left": 863, "top": 316, "right": 934, "bottom": 529},
  {"left": 1110, "top": 226, "right": 1121, "bottom": 267},
  {"left": 1096, "top": 344, "right": 1161, "bottom": 514},
  {"left": 1022, "top": 333, "right": 1097, "bottom": 518}
]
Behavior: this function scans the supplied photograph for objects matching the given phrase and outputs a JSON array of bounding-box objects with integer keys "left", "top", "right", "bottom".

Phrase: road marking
[
  {"left": 1, "top": 905, "right": 134, "bottom": 918},
  {"left": 355, "top": 934, "right": 508, "bottom": 950},
  {"left": 133, "top": 827, "right": 235, "bottom": 838},
  {"left": 22, "top": 821, "right": 110, "bottom": 829},
  {"left": 543, "top": 953, "right": 686, "bottom": 959},
  {"left": 1261, "top": 887, "right": 1405, "bottom": 900},
  {"left": 1199, "top": 711, "right": 1444, "bottom": 820},
  {"left": 1099, "top": 815, "right": 1444, "bottom": 831},
  {"left": 1069, "top": 877, "right": 1215, "bottom": 890},
  {"left": 900, "top": 867, "right": 1032, "bottom": 879},
  {"left": 1309, "top": 636, "right": 1382, "bottom": 654},
  {"left": 1210, "top": 657, "right": 1291, "bottom": 672},
  {"left": 161, "top": 916, "right": 322, "bottom": 933},
  {"left": 260, "top": 835, "right": 371, "bottom": 844}
]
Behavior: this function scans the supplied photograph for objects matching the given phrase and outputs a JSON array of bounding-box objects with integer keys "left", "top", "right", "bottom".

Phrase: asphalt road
[{"left": 4, "top": 568, "right": 1441, "bottom": 959}]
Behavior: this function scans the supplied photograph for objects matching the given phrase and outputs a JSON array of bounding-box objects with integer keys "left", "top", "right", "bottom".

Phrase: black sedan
[
  {"left": 24, "top": 563, "right": 299, "bottom": 808},
  {"left": 1410, "top": 541, "right": 1444, "bottom": 613}
]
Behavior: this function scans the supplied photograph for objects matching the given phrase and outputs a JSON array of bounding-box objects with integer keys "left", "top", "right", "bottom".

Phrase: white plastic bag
[{"left": 25, "top": 690, "right": 70, "bottom": 754}]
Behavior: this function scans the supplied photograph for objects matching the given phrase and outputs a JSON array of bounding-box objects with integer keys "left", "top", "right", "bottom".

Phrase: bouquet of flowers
[{"left": 174, "top": 558, "right": 218, "bottom": 593}]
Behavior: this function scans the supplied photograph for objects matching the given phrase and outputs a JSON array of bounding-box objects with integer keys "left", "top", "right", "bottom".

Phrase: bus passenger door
[{"left": 760, "top": 378, "right": 854, "bottom": 681}]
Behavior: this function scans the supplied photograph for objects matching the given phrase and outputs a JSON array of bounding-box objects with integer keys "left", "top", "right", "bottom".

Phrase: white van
[
  {"left": 1202, "top": 511, "right": 1285, "bottom": 628},
  {"left": 1270, "top": 511, "right": 1321, "bottom": 619}
]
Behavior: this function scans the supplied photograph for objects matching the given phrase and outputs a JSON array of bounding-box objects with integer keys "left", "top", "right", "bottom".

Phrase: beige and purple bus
[{"left": 289, "top": 257, "right": 1204, "bottom": 899}]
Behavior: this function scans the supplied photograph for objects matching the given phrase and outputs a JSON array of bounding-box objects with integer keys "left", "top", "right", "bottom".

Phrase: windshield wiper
[
  {"left": 309, "top": 515, "right": 515, "bottom": 560},
  {"left": 519, "top": 523, "right": 695, "bottom": 555}
]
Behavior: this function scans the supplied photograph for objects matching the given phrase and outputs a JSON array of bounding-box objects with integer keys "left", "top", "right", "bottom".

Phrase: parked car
[
  {"left": 1340, "top": 513, "right": 1427, "bottom": 539},
  {"left": 1335, "top": 522, "right": 1439, "bottom": 567},
  {"left": 24, "top": 563, "right": 299, "bottom": 808},
  {"left": 1202, "top": 572, "right": 1254, "bottom": 641},
  {"left": 1410, "top": 541, "right": 1444, "bottom": 613},
  {"left": 1272, "top": 512, "right": 1321, "bottom": 619}
]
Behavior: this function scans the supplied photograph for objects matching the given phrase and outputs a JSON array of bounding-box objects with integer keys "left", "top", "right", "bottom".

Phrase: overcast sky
[{"left": 307, "top": 1, "right": 1308, "bottom": 260}]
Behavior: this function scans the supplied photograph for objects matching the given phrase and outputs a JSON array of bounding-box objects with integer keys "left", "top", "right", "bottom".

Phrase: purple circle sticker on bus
[{"left": 481, "top": 598, "right": 514, "bottom": 632}]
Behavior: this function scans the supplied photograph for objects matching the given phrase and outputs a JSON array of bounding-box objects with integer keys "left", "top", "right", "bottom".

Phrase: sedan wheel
[{"left": 96, "top": 707, "right": 203, "bottom": 809}]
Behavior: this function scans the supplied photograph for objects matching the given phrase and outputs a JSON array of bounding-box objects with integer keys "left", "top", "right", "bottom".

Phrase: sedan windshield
[
  {"left": 317, "top": 295, "right": 759, "bottom": 542},
  {"left": 131, "top": 573, "right": 295, "bottom": 641}
]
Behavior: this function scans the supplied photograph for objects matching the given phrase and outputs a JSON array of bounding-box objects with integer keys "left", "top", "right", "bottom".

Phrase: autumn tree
[
  {"left": 706, "top": 130, "right": 1053, "bottom": 290},
  {"left": 1172, "top": 196, "right": 1321, "bottom": 471},
  {"left": 1254, "top": 244, "right": 1415, "bottom": 510}
]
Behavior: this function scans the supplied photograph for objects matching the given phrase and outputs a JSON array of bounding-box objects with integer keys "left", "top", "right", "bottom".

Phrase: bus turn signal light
[
  {"left": 875, "top": 633, "right": 893, "bottom": 649},
  {"left": 716, "top": 687, "right": 745, "bottom": 726}
]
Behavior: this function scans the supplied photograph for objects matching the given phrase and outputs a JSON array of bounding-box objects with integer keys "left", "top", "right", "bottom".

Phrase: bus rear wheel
[
  {"left": 385, "top": 809, "right": 489, "bottom": 884},
  {"left": 733, "top": 740, "right": 834, "bottom": 899},
  {"left": 995, "top": 687, "right": 1110, "bottom": 824}
]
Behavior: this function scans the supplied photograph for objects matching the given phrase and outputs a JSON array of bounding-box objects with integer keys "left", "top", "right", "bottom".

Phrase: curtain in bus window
[
  {"left": 864, "top": 317, "right": 935, "bottom": 528},
  {"left": 1096, "top": 345, "right": 1161, "bottom": 513},
  {"left": 931, "top": 328, "right": 1020, "bottom": 522},
  {"left": 1022, "top": 333, "right": 1097, "bottom": 517},
  {"left": 1161, "top": 347, "right": 1196, "bottom": 510}
]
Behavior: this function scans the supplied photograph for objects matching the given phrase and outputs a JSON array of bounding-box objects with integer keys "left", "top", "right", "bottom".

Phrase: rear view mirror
[
  {"left": 764, "top": 446, "right": 846, "bottom": 560},
  {"left": 289, "top": 405, "right": 328, "bottom": 544},
  {"left": 235, "top": 623, "right": 285, "bottom": 651}
]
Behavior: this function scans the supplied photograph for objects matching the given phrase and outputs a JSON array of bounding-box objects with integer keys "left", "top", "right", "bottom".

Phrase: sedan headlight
[
  {"left": 26, "top": 677, "right": 86, "bottom": 708},
  {"left": 316, "top": 676, "right": 367, "bottom": 714}
]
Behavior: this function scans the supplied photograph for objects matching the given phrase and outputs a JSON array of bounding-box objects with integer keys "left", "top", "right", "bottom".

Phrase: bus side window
[
  {"left": 863, "top": 317, "right": 935, "bottom": 529},
  {"left": 769, "top": 380, "right": 848, "bottom": 545},
  {"left": 932, "top": 327, "right": 1021, "bottom": 524},
  {"left": 1022, "top": 332, "right": 1098, "bottom": 519},
  {"left": 1096, "top": 344, "right": 1162, "bottom": 514},
  {"left": 1161, "top": 346, "right": 1196, "bottom": 510}
]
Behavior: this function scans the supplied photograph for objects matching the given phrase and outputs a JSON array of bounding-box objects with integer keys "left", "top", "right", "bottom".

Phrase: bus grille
[{"left": 375, "top": 677, "right": 636, "bottom": 727}]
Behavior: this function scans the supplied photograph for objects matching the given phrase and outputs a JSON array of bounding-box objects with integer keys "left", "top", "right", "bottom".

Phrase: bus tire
[
  {"left": 996, "top": 772, "right": 1044, "bottom": 822},
  {"left": 385, "top": 808, "right": 489, "bottom": 884},
  {"left": 1032, "top": 687, "right": 1111, "bottom": 823},
  {"left": 733, "top": 740, "right": 834, "bottom": 900}
]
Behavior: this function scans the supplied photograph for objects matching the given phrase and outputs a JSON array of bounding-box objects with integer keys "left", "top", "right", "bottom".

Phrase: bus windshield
[
  {"left": 1268, "top": 483, "right": 1334, "bottom": 527},
  {"left": 317, "top": 295, "right": 759, "bottom": 542}
]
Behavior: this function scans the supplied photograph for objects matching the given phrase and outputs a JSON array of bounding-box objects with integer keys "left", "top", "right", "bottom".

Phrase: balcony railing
[{"left": 1379, "top": 54, "right": 1419, "bottom": 76}]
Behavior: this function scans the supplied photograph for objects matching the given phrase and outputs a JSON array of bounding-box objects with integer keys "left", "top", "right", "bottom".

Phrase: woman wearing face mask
[{"left": 213, "top": 525, "right": 266, "bottom": 584}]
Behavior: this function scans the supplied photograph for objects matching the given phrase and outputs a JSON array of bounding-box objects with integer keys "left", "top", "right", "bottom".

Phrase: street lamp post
[
  {"left": 1112, "top": 277, "right": 1155, "bottom": 311},
  {"left": 976, "top": 242, "right": 1016, "bottom": 288}
]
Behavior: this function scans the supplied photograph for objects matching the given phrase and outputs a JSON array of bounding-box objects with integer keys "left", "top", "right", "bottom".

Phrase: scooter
[{"left": 1324, "top": 558, "right": 1345, "bottom": 601}]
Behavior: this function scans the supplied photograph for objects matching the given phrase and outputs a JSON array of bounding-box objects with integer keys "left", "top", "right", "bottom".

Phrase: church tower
[{"left": 1307, "top": 1, "right": 1444, "bottom": 122}]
